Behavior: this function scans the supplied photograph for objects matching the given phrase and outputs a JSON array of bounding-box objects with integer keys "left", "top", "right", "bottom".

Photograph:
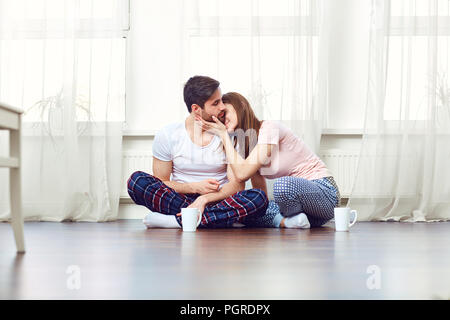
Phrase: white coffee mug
[
  {"left": 181, "top": 208, "right": 202, "bottom": 232},
  {"left": 334, "top": 207, "right": 357, "bottom": 231}
]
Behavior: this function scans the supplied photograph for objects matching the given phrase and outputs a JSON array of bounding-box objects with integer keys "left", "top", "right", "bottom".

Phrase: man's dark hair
[{"left": 183, "top": 76, "right": 220, "bottom": 112}]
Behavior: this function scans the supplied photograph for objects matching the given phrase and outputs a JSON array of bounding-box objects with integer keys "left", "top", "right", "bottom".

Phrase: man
[{"left": 127, "top": 76, "right": 268, "bottom": 228}]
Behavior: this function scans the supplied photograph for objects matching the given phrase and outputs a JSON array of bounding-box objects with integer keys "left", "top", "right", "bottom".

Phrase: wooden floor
[{"left": 0, "top": 220, "right": 449, "bottom": 300}]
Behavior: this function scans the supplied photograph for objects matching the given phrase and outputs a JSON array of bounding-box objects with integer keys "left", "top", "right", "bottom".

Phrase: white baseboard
[{"left": 119, "top": 203, "right": 151, "bottom": 219}]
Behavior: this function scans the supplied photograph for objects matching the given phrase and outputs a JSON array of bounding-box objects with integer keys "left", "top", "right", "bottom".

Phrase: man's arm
[
  {"left": 197, "top": 164, "right": 245, "bottom": 205},
  {"left": 180, "top": 165, "right": 245, "bottom": 216},
  {"left": 152, "top": 157, "right": 220, "bottom": 194}
]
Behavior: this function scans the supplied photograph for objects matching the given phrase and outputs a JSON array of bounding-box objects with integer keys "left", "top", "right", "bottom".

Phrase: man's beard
[{"left": 203, "top": 111, "right": 225, "bottom": 123}]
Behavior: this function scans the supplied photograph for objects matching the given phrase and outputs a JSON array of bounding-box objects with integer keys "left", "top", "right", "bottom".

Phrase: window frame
[
  {"left": 2, "top": 0, "right": 130, "bottom": 39},
  {"left": 377, "top": 5, "right": 450, "bottom": 123},
  {"left": 0, "top": 0, "right": 130, "bottom": 125}
]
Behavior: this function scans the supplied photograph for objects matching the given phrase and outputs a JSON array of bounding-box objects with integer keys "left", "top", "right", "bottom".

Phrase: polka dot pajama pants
[
  {"left": 274, "top": 176, "right": 340, "bottom": 227},
  {"left": 244, "top": 176, "right": 341, "bottom": 228}
]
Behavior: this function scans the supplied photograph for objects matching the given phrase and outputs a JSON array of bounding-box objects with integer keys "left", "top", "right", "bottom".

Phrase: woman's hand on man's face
[{"left": 195, "top": 114, "right": 228, "bottom": 137}]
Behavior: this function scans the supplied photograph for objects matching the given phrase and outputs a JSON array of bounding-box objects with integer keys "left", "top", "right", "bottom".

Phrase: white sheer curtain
[
  {"left": 182, "top": 0, "right": 328, "bottom": 153},
  {"left": 348, "top": 0, "right": 450, "bottom": 221},
  {"left": 0, "top": 0, "right": 127, "bottom": 221}
]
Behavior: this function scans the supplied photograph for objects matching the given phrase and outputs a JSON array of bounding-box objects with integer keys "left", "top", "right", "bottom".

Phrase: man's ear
[{"left": 191, "top": 104, "right": 202, "bottom": 114}]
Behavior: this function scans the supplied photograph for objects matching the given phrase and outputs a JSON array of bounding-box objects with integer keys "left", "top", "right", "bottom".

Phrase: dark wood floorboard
[{"left": 0, "top": 220, "right": 449, "bottom": 299}]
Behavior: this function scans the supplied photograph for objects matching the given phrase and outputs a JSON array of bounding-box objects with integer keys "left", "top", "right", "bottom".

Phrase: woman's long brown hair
[{"left": 222, "top": 92, "right": 262, "bottom": 158}]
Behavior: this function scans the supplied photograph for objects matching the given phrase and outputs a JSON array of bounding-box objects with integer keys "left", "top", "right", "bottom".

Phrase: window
[
  {"left": 383, "top": 0, "right": 450, "bottom": 121},
  {"left": 185, "top": 0, "right": 319, "bottom": 121},
  {"left": 0, "top": 0, "right": 129, "bottom": 122}
]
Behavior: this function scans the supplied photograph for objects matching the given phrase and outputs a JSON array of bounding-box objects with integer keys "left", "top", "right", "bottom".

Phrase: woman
[{"left": 197, "top": 92, "right": 341, "bottom": 228}]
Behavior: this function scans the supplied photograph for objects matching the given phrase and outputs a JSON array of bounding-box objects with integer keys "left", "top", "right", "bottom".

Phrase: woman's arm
[
  {"left": 198, "top": 115, "right": 273, "bottom": 182},
  {"left": 250, "top": 172, "right": 268, "bottom": 195},
  {"left": 220, "top": 130, "right": 273, "bottom": 182}
]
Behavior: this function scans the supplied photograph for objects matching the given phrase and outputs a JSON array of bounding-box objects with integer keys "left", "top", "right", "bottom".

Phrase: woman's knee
[
  {"left": 273, "top": 177, "right": 288, "bottom": 199},
  {"left": 273, "top": 176, "right": 306, "bottom": 201}
]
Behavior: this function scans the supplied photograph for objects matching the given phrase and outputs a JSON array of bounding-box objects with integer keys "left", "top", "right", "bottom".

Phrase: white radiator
[
  {"left": 121, "top": 149, "right": 360, "bottom": 199},
  {"left": 319, "top": 149, "right": 360, "bottom": 197},
  {"left": 121, "top": 150, "right": 153, "bottom": 198}
]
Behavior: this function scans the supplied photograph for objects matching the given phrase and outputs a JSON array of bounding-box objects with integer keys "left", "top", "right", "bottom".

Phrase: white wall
[
  {"left": 125, "top": 0, "right": 186, "bottom": 132},
  {"left": 326, "top": 0, "right": 371, "bottom": 129},
  {"left": 126, "top": 0, "right": 372, "bottom": 133}
]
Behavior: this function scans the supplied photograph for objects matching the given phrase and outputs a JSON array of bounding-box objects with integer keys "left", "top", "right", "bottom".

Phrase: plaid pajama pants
[{"left": 127, "top": 171, "right": 269, "bottom": 228}]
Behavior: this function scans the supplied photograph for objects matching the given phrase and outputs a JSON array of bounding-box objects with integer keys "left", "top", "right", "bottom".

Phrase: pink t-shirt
[{"left": 257, "top": 120, "right": 333, "bottom": 180}]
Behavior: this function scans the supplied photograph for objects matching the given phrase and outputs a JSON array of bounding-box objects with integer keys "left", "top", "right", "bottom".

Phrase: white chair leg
[{"left": 10, "top": 128, "right": 25, "bottom": 253}]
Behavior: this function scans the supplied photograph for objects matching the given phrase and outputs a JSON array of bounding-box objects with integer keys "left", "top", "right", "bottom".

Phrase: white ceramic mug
[
  {"left": 334, "top": 207, "right": 358, "bottom": 231},
  {"left": 181, "top": 208, "right": 202, "bottom": 232}
]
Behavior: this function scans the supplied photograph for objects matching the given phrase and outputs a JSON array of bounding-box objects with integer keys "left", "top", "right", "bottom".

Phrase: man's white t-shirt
[{"left": 152, "top": 122, "right": 229, "bottom": 187}]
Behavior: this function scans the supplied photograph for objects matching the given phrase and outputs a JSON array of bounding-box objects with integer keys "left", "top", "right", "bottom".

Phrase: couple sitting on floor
[{"left": 127, "top": 75, "right": 341, "bottom": 229}]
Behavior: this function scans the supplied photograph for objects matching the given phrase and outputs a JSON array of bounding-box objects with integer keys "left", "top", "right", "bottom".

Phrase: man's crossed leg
[{"left": 127, "top": 171, "right": 269, "bottom": 228}]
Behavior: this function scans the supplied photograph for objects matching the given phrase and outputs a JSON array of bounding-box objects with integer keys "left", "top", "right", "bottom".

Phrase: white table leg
[{"left": 10, "top": 118, "right": 25, "bottom": 253}]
